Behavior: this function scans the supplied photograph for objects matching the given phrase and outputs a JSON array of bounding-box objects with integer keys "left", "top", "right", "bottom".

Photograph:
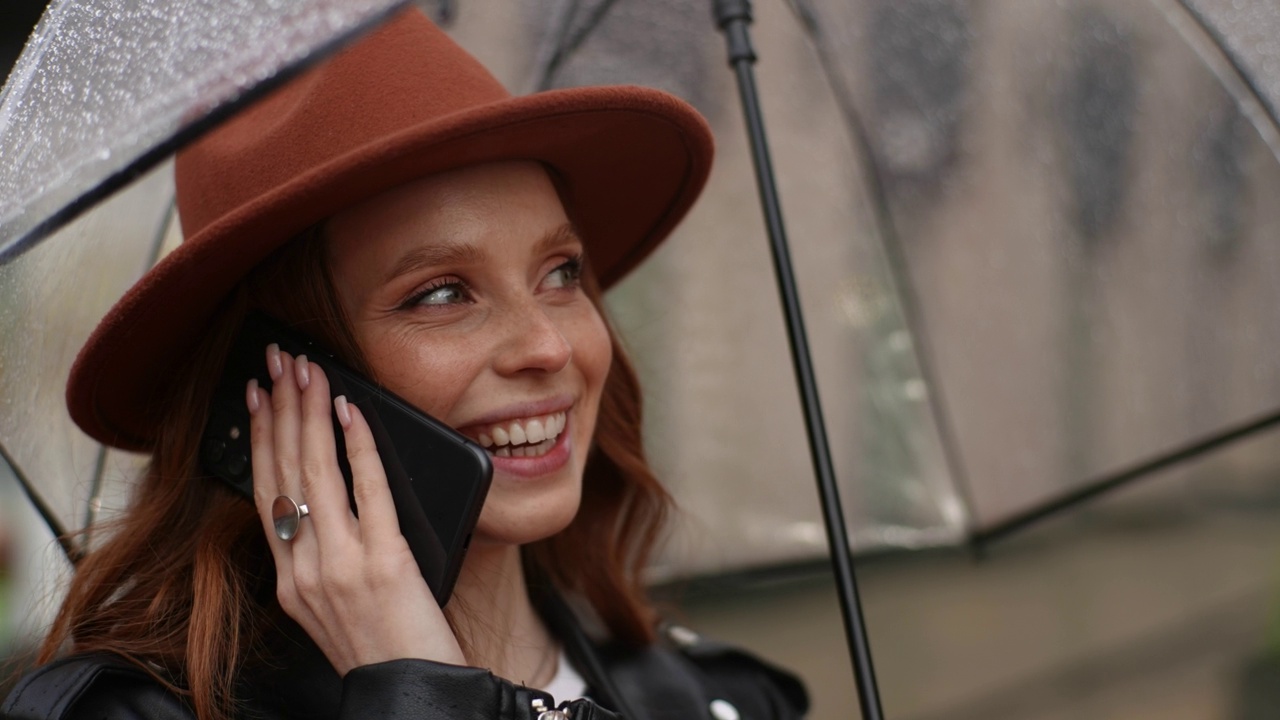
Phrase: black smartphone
[{"left": 200, "top": 311, "right": 493, "bottom": 605}]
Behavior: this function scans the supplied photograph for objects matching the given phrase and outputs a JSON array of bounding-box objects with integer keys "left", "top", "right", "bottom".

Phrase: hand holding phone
[
  {"left": 201, "top": 312, "right": 492, "bottom": 606},
  {"left": 241, "top": 348, "right": 468, "bottom": 674}
]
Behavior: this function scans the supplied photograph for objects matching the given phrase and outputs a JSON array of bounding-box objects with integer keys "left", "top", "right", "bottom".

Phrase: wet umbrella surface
[{"left": 5, "top": 1, "right": 1280, "bottom": 718}]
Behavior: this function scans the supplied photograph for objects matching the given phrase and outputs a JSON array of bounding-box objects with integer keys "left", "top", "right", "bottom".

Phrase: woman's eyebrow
[
  {"left": 533, "top": 222, "right": 583, "bottom": 256},
  {"left": 384, "top": 223, "right": 582, "bottom": 283},
  {"left": 384, "top": 242, "right": 486, "bottom": 283}
]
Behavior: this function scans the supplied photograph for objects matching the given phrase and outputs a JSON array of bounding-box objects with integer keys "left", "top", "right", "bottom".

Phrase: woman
[{"left": 3, "top": 9, "right": 807, "bottom": 720}]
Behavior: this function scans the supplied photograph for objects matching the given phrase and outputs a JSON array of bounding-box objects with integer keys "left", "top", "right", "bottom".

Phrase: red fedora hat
[{"left": 66, "top": 8, "right": 713, "bottom": 451}]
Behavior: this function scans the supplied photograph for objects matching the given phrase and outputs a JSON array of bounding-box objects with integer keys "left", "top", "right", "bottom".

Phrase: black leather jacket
[{"left": 2, "top": 595, "right": 807, "bottom": 720}]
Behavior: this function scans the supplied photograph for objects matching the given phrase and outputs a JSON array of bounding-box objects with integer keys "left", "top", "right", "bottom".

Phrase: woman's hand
[{"left": 246, "top": 344, "right": 466, "bottom": 675}]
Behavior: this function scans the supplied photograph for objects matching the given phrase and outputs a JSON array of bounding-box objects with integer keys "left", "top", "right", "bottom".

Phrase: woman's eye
[
  {"left": 411, "top": 280, "right": 470, "bottom": 307},
  {"left": 542, "top": 256, "right": 583, "bottom": 290}
]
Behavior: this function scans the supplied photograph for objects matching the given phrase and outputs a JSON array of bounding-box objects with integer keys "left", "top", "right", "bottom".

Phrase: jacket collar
[{"left": 238, "top": 593, "right": 638, "bottom": 719}]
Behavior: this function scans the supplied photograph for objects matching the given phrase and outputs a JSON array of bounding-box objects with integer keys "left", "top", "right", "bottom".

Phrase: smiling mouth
[{"left": 470, "top": 411, "right": 568, "bottom": 458}]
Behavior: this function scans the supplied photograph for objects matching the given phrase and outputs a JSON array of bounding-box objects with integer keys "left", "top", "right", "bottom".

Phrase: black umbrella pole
[{"left": 711, "top": 3, "right": 884, "bottom": 719}]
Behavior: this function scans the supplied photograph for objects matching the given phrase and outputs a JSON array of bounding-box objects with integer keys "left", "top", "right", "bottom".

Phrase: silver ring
[{"left": 271, "top": 495, "right": 310, "bottom": 541}]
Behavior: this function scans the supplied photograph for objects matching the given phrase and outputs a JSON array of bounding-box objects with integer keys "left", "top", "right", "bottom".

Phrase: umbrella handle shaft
[{"left": 712, "top": 3, "right": 885, "bottom": 719}]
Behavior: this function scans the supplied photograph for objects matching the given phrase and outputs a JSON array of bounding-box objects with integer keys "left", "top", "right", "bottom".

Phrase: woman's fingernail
[
  {"left": 267, "top": 344, "right": 283, "bottom": 380},
  {"left": 246, "top": 379, "right": 260, "bottom": 413},
  {"left": 334, "top": 395, "right": 352, "bottom": 429},
  {"left": 295, "top": 355, "right": 310, "bottom": 389}
]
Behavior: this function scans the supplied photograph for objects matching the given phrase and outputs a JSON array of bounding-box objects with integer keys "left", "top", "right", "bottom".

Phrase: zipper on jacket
[{"left": 531, "top": 697, "right": 573, "bottom": 720}]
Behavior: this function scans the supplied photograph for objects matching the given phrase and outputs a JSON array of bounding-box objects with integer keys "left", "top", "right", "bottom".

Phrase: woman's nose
[{"left": 493, "top": 300, "right": 573, "bottom": 376}]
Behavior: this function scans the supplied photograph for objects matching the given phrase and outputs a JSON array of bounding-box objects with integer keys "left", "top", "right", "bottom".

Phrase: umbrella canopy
[{"left": 784, "top": 0, "right": 1280, "bottom": 540}]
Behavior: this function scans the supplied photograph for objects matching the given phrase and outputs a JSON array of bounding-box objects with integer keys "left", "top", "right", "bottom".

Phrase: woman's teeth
[
  {"left": 476, "top": 411, "right": 566, "bottom": 458},
  {"left": 491, "top": 438, "right": 556, "bottom": 458}
]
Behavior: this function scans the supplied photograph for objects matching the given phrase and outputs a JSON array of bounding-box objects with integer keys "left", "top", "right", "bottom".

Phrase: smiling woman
[
  {"left": 326, "top": 163, "right": 611, "bottom": 549},
  {"left": 1, "top": 8, "right": 806, "bottom": 720}
]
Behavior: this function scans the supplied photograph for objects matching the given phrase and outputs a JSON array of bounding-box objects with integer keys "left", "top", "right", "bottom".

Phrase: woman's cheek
[
  {"left": 364, "top": 332, "right": 479, "bottom": 419},
  {"left": 575, "top": 307, "right": 613, "bottom": 393}
]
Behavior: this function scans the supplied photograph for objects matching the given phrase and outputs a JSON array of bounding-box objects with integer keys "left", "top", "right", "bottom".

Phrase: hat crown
[{"left": 175, "top": 11, "right": 509, "bottom": 241}]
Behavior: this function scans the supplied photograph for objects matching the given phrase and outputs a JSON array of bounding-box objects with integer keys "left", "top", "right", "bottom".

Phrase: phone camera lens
[
  {"left": 227, "top": 454, "right": 248, "bottom": 478},
  {"left": 205, "top": 438, "right": 227, "bottom": 463}
]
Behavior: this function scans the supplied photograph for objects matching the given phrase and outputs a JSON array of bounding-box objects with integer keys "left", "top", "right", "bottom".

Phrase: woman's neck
[{"left": 445, "top": 542, "right": 558, "bottom": 687}]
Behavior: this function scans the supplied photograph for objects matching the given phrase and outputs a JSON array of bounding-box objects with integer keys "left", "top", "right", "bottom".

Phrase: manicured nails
[
  {"left": 266, "top": 343, "right": 283, "bottom": 380},
  {"left": 246, "top": 378, "right": 260, "bottom": 413},
  {"left": 295, "top": 355, "right": 310, "bottom": 389},
  {"left": 334, "top": 395, "right": 352, "bottom": 429}
]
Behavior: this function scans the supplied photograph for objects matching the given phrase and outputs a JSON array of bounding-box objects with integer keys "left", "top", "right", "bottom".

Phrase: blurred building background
[{"left": 4, "top": 0, "right": 1280, "bottom": 718}]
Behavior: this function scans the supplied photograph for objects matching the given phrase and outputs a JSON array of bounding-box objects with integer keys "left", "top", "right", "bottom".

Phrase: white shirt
[{"left": 539, "top": 649, "right": 588, "bottom": 702}]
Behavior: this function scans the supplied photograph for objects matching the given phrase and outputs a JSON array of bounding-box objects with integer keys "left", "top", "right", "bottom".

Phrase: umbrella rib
[
  {"left": 81, "top": 445, "right": 109, "bottom": 548},
  {"left": 783, "top": 0, "right": 981, "bottom": 541},
  {"left": 144, "top": 199, "right": 176, "bottom": 271},
  {"left": 0, "top": 436, "right": 80, "bottom": 563},
  {"left": 81, "top": 199, "right": 174, "bottom": 546},
  {"left": 973, "top": 409, "right": 1280, "bottom": 547},
  {"left": 559, "top": 0, "right": 620, "bottom": 59},
  {"left": 1157, "top": 0, "right": 1280, "bottom": 161},
  {"left": 535, "top": 0, "right": 580, "bottom": 91},
  {"left": 535, "top": 0, "right": 622, "bottom": 91}
]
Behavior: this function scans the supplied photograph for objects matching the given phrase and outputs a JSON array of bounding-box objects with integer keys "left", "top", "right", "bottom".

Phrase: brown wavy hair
[{"left": 37, "top": 228, "right": 672, "bottom": 719}]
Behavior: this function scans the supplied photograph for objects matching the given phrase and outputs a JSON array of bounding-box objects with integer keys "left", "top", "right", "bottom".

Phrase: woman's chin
[{"left": 469, "top": 483, "right": 582, "bottom": 548}]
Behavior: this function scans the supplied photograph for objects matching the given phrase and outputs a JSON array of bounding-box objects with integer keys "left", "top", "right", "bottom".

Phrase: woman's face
[{"left": 324, "top": 161, "right": 611, "bottom": 547}]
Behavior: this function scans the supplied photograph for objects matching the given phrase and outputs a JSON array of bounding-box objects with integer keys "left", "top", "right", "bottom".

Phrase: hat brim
[{"left": 67, "top": 85, "right": 713, "bottom": 450}]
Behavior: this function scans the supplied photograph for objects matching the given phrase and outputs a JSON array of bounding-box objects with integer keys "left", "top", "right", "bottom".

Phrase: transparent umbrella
[{"left": 6, "top": 0, "right": 1280, "bottom": 718}]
